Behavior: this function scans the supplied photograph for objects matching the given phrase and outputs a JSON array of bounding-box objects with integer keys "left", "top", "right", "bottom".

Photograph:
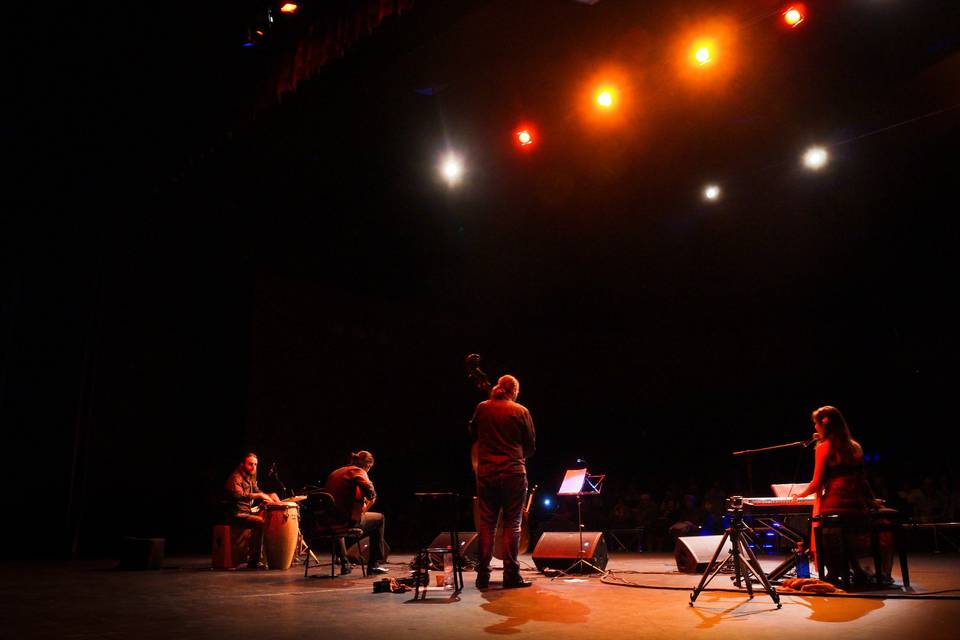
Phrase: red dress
[{"left": 819, "top": 461, "right": 871, "bottom": 515}]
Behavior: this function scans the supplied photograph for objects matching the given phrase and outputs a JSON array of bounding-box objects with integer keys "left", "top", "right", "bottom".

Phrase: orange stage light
[
  {"left": 578, "top": 69, "right": 631, "bottom": 130},
  {"left": 783, "top": 5, "right": 806, "bottom": 28},
  {"left": 595, "top": 88, "right": 617, "bottom": 109},
  {"left": 280, "top": 3, "right": 299, "bottom": 14},
  {"left": 695, "top": 46, "right": 712, "bottom": 66}
]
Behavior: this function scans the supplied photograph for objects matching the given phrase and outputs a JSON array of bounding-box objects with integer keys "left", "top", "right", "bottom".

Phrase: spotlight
[
  {"left": 695, "top": 47, "right": 712, "bottom": 65},
  {"left": 514, "top": 126, "right": 537, "bottom": 149},
  {"left": 280, "top": 3, "right": 299, "bottom": 13},
  {"left": 542, "top": 497, "right": 553, "bottom": 507},
  {"left": 703, "top": 184, "right": 721, "bottom": 201},
  {"left": 596, "top": 90, "right": 614, "bottom": 108},
  {"left": 802, "top": 146, "right": 829, "bottom": 170},
  {"left": 783, "top": 5, "right": 805, "bottom": 27},
  {"left": 439, "top": 153, "right": 464, "bottom": 186}
]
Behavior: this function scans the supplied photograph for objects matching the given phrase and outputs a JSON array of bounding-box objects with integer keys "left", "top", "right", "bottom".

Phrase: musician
[
  {"left": 223, "top": 453, "right": 280, "bottom": 568},
  {"left": 323, "top": 450, "right": 389, "bottom": 575},
  {"left": 791, "top": 406, "right": 893, "bottom": 584},
  {"left": 469, "top": 374, "right": 536, "bottom": 589}
]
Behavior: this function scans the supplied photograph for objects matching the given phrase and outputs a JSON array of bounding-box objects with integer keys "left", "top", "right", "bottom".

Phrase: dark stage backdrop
[{"left": 3, "top": 198, "right": 956, "bottom": 558}]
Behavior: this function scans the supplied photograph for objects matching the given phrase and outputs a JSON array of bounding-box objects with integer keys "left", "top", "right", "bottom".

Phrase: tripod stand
[
  {"left": 561, "top": 492, "right": 608, "bottom": 575},
  {"left": 689, "top": 496, "right": 781, "bottom": 608}
]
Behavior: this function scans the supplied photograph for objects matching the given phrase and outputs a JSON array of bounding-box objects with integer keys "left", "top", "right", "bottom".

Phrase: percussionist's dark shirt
[
  {"left": 469, "top": 399, "right": 536, "bottom": 478},
  {"left": 225, "top": 469, "right": 259, "bottom": 517}
]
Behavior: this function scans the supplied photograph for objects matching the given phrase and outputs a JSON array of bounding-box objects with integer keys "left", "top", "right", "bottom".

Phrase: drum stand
[
  {"left": 295, "top": 533, "right": 322, "bottom": 567},
  {"left": 689, "top": 497, "right": 781, "bottom": 608}
]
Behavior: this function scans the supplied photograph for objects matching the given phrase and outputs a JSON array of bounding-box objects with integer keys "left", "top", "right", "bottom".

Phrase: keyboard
[{"left": 742, "top": 496, "right": 814, "bottom": 512}]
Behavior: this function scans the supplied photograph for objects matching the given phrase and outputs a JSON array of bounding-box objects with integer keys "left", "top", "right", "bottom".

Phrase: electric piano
[{"left": 742, "top": 496, "right": 814, "bottom": 513}]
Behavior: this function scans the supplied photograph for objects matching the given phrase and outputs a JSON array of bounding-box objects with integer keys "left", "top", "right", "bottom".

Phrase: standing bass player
[{"left": 469, "top": 374, "right": 536, "bottom": 589}]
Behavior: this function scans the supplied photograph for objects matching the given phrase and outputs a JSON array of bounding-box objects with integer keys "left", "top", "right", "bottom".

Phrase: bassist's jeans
[{"left": 476, "top": 474, "right": 527, "bottom": 579}]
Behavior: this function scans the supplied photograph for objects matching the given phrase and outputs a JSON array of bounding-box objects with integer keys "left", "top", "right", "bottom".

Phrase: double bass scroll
[{"left": 465, "top": 354, "right": 493, "bottom": 475}]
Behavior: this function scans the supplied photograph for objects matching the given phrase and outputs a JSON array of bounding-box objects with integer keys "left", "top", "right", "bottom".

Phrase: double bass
[{"left": 465, "top": 354, "right": 536, "bottom": 557}]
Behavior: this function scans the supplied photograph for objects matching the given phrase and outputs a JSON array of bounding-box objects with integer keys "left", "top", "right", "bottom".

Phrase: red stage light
[
  {"left": 513, "top": 125, "right": 538, "bottom": 150},
  {"left": 783, "top": 5, "right": 805, "bottom": 27}
]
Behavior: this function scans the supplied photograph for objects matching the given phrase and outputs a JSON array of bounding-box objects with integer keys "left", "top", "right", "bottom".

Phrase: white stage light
[
  {"left": 440, "top": 153, "right": 464, "bottom": 186},
  {"left": 802, "top": 146, "right": 829, "bottom": 170}
]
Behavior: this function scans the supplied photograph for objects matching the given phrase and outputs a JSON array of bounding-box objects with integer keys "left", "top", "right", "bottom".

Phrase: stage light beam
[{"left": 802, "top": 146, "right": 829, "bottom": 170}]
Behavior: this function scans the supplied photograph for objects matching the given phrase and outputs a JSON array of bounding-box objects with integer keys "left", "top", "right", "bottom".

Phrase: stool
[
  {"left": 813, "top": 510, "right": 909, "bottom": 589},
  {"left": 413, "top": 492, "right": 464, "bottom": 599},
  {"left": 212, "top": 524, "right": 253, "bottom": 570}
]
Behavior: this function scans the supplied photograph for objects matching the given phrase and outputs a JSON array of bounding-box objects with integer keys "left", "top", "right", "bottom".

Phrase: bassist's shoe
[{"left": 502, "top": 575, "right": 533, "bottom": 589}]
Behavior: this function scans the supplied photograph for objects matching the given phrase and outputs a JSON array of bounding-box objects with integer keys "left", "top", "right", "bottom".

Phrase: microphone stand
[
  {"left": 732, "top": 438, "right": 817, "bottom": 457},
  {"left": 270, "top": 464, "right": 289, "bottom": 499},
  {"left": 732, "top": 438, "right": 816, "bottom": 496}
]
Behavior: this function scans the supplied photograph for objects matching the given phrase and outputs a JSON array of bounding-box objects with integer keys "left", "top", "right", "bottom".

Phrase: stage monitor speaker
[
  {"left": 427, "top": 531, "right": 479, "bottom": 567},
  {"left": 674, "top": 535, "right": 732, "bottom": 573},
  {"left": 532, "top": 532, "right": 608, "bottom": 573}
]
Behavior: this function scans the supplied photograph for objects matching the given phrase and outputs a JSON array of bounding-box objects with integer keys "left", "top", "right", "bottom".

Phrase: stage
[{"left": 7, "top": 552, "right": 959, "bottom": 639}]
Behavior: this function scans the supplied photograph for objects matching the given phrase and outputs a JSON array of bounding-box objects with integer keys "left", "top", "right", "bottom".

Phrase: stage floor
[{"left": 6, "top": 552, "right": 959, "bottom": 639}]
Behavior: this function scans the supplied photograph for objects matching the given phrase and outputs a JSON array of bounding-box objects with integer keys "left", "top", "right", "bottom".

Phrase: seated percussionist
[
  {"left": 224, "top": 452, "right": 280, "bottom": 568},
  {"left": 323, "top": 450, "right": 389, "bottom": 575}
]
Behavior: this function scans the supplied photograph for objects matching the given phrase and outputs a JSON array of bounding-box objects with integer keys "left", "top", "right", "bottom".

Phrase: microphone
[
  {"left": 576, "top": 458, "right": 588, "bottom": 466},
  {"left": 802, "top": 434, "right": 821, "bottom": 448}
]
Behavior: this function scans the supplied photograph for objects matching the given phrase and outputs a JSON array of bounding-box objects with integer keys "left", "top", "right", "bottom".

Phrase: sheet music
[
  {"left": 558, "top": 469, "right": 587, "bottom": 495},
  {"left": 771, "top": 483, "right": 803, "bottom": 497}
]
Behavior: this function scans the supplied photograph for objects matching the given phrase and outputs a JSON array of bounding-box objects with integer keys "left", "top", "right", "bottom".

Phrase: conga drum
[{"left": 263, "top": 502, "right": 300, "bottom": 570}]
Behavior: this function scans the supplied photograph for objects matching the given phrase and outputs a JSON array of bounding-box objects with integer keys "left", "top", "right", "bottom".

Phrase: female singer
[{"left": 792, "top": 406, "right": 892, "bottom": 585}]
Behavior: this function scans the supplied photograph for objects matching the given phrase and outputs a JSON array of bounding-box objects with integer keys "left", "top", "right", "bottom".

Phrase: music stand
[{"left": 556, "top": 468, "right": 607, "bottom": 575}]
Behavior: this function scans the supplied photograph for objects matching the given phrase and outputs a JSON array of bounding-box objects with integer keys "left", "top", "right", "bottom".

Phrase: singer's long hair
[
  {"left": 490, "top": 375, "right": 519, "bottom": 401},
  {"left": 812, "top": 406, "right": 862, "bottom": 465}
]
